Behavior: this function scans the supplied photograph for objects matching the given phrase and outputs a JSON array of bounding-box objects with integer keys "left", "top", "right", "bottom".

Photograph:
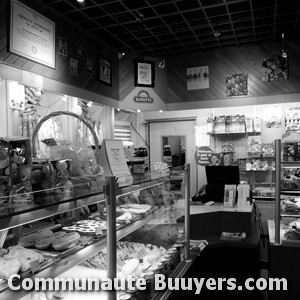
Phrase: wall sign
[
  {"left": 10, "top": 0, "right": 56, "bottom": 68},
  {"left": 195, "top": 146, "right": 213, "bottom": 166},
  {"left": 134, "top": 90, "right": 154, "bottom": 103},
  {"left": 187, "top": 66, "right": 209, "bottom": 90}
]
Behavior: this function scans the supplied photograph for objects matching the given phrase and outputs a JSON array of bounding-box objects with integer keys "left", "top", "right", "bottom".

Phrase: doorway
[{"left": 148, "top": 119, "right": 196, "bottom": 196}]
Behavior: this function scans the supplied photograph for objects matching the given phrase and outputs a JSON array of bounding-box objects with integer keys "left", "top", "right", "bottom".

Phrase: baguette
[{"left": 52, "top": 232, "right": 80, "bottom": 251}]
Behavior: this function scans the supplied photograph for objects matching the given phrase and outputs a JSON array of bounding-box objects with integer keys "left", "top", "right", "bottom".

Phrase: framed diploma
[
  {"left": 134, "top": 60, "right": 155, "bottom": 88},
  {"left": 9, "top": 0, "right": 56, "bottom": 68}
]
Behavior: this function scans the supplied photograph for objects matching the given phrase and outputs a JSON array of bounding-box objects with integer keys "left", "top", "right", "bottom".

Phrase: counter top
[{"left": 190, "top": 202, "right": 253, "bottom": 215}]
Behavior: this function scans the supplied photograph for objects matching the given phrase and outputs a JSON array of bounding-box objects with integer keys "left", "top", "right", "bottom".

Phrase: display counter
[
  {"left": 0, "top": 167, "right": 206, "bottom": 300},
  {"left": 190, "top": 203, "right": 256, "bottom": 239}
]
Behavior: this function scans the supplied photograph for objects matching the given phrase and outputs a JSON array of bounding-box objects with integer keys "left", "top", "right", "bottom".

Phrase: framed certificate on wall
[{"left": 9, "top": 0, "right": 56, "bottom": 68}]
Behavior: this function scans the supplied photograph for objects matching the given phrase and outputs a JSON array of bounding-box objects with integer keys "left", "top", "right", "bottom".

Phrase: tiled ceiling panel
[{"left": 37, "top": 0, "right": 300, "bottom": 57}]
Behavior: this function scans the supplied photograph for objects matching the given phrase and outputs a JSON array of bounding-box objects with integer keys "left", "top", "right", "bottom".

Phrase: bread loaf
[{"left": 52, "top": 232, "right": 80, "bottom": 251}]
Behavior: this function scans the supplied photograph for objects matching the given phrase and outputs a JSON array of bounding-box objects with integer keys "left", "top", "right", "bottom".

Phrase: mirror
[{"left": 162, "top": 136, "right": 186, "bottom": 167}]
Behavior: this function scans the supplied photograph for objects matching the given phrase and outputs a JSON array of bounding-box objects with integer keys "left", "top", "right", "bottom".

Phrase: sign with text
[
  {"left": 10, "top": 0, "right": 55, "bottom": 68},
  {"left": 134, "top": 90, "right": 154, "bottom": 103},
  {"left": 195, "top": 146, "right": 213, "bottom": 166}
]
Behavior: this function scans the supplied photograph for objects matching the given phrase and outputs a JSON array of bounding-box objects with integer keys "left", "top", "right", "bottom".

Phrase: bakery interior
[{"left": 0, "top": 0, "right": 300, "bottom": 299}]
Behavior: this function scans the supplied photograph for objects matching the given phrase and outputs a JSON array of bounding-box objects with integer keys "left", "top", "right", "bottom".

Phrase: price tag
[
  {"left": 95, "top": 226, "right": 103, "bottom": 236},
  {"left": 30, "top": 259, "right": 41, "bottom": 274}
]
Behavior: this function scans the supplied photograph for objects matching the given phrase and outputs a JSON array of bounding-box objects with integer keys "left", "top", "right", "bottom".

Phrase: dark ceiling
[{"left": 38, "top": 0, "right": 300, "bottom": 58}]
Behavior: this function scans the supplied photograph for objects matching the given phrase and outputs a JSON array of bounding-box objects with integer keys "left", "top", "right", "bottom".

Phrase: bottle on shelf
[
  {"left": 207, "top": 113, "right": 214, "bottom": 134},
  {"left": 163, "top": 145, "right": 172, "bottom": 167}
]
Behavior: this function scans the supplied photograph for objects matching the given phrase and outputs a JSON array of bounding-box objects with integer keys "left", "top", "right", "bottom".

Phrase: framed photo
[
  {"left": 10, "top": 0, "right": 56, "bottom": 68},
  {"left": 86, "top": 58, "right": 93, "bottom": 74},
  {"left": 134, "top": 60, "right": 155, "bottom": 87},
  {"left": 58, "top": 37, "right": 67, "bottom": 56},
  {"left": 98, "top": 55, "right": 112, "bottom": 86},
  {"left": 225, "top": 73, "right": 248, "bottom": 97},
  {"left": 70, "top": 58, "right": 78, "bottom": 76},
  {"left": 75, "top": 45, "right": 84, "bottom": 58}
]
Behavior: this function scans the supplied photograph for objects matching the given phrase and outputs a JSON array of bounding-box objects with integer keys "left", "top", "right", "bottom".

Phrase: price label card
[
  {"left": 95, "top": 227, "right": 103, "bottom": 236},
  {"left": 30, "top": 259, "right": 41, "bottom": 274}
]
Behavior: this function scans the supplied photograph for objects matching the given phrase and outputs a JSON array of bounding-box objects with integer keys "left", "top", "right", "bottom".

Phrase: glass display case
[{"left": 0, "top": 166, "right": 193, "bottom": 300}]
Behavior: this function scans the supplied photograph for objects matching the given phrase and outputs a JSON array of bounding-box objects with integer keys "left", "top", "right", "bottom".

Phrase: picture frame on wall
[
  {"left": 58, "top": 36, "right": 67, "bottom": 56},
  {"left": 86, "top": 58, "right": 93, "bottom": 74},
  {"left": 10, "top": 0, "right": 56, "bottom": 68},
  {"left": 75, "top": 45, "right": 84, "bottom": 58},
  {"left": 134, "top": 60, "right": 155, "bottom": 88},
  {"left": 98, "top": 55, "right": 112, "bottom": 86}
]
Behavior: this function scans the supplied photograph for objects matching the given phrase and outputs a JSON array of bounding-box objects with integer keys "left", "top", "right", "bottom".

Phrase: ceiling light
[
  {"left": 77, "top": 0, "right": 84, "bottom": 2},
  {"left": 158, "top": 60, "right": 165, "bottom": 69},
  {"left": 137, "top": 109, "right": 141, "bottom": 113},
  {"left": 159, "top": 110, "right": 163, "bottom": 113}
]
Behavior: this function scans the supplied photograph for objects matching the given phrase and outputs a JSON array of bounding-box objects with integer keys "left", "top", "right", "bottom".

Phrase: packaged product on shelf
[
  {"left": 225, "top": 115, "right": 232, "bottom": 133},
  {"left": 206, "top": 113, "right": 214, "bottom": 134},
  {"left": 253, "top": 117, "right": 261, "bottom": 132},
  {"left": 0, "top": 137, "right": 33, "bottom": 203},
  {"left": 262, "top": 143, "right": 275, "bottom": 157},
  {"left": 239, "top": 115, "right": 246, "bottom": 133},
  {"left": 245, "top": 117, "right": 254, "bottom": 133},
  {"left": 214, "top": 116, "right": 226, "bottom": 134},
  {"left": 247, "top": 135, "right": 261, "bottom": 157}
]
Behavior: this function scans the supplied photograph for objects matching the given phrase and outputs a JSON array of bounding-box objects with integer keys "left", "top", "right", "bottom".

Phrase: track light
[
  {"left": 213, "top": 30, "right": 220, "bottom": 38},
  {"left": 281, "top": 33, "right": 288, "bottom": 59},
  {"left": 158, "top": 59, "right": 165, "bottom": 69}
]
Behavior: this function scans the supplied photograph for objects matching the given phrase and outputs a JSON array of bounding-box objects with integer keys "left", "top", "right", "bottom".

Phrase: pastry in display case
[{"left": 0, "top": 166, "right": 193, "bottom": 300}]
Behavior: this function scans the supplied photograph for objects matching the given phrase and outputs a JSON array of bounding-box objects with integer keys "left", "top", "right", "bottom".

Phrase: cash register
[{"left": 205, "top": 165, "right": 240, "bottom": 203}]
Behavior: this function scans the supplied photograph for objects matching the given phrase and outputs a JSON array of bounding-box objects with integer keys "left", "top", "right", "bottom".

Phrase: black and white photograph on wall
[
  {"left": 70, "top": 58, "right": 78, "bottom": 76},
  {"left": 225, "top": 73, "right": 248, "bottom": 97},
  {"left": 86, "top": 58, "right": 93, "bottom": 74},
  {"left": 58, "top": 36, "right": 67, "bottom": 56},
  {"left": 98, "top": 55, "right": 112, "bottom": 86},
  {"left": 186, "top": 66, "right": 209, "bottom": 90},
  {"left": 262, "top": 55, "right": 288, "bottom": 81},
  {"left": 75, "top": 45, "right": 84, "bottom": 58}
]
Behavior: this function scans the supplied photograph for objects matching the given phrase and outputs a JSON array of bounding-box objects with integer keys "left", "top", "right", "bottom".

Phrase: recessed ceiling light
[
  {"left": 137, "top": 109, "right": 141, "bottom": 113},
  {"left": 77, "top": 0, "right": 84, "bottom": 3}
]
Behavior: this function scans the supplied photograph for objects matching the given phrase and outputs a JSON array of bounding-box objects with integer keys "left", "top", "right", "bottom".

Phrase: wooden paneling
[
  {"left": 0, "top": 0, "right": 119, "bottom": 101},
  {"left": 166, "top": 42, "right": 300, "bottom": 104}
]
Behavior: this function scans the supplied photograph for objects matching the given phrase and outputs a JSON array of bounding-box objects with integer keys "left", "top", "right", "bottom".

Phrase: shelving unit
[{"left": 272, "top": 139, "right": 300, "bottom": 245}]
